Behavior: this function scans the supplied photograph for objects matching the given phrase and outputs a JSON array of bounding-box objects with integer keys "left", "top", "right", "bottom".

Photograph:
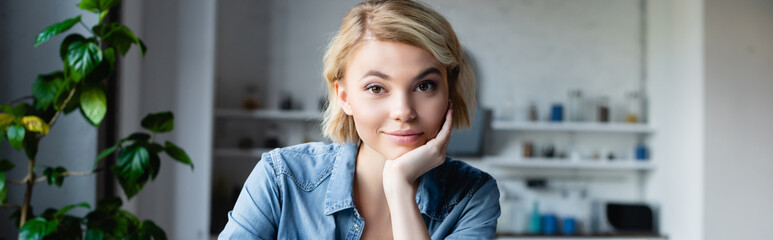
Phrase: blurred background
[{"left": 1, "top": 0, "right": 771, "bottom": 239}]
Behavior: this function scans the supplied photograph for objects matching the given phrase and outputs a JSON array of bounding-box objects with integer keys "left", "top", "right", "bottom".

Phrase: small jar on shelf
[{"left": 625, "top": 90, "right": 644, "bottom": 123}]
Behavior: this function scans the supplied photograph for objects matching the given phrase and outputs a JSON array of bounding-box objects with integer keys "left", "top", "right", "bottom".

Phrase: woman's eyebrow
[
  {"left": 362, "top": 70, "right": 390, "bottom": 80},
  {"left": 360, "top": 67, "right": 441, "bottom": 81},
  {"left": 413, "top": 67, "right": 441, "bottom": 81}
]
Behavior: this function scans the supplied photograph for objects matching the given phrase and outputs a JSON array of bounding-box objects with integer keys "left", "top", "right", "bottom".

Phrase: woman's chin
[{"left": 381, "top": 144, "right": 420, "bottom": 160}]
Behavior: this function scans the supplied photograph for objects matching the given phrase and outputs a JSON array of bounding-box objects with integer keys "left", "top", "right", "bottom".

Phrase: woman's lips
[{"left": 383, "top": 130, "right": 423, "bottom": 145}]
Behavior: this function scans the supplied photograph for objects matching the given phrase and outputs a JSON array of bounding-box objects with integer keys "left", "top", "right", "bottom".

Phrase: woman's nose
[{"left": 390, "top": 93, "right": 417, "bottom": 122}]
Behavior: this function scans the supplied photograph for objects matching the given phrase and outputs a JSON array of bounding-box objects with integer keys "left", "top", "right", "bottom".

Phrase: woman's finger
[{"left": 436, "top": 107, "right": 453, "bottom": 144}]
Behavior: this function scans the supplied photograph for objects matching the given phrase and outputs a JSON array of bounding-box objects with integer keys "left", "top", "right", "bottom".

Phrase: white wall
[
  {"left": 645, "top": 0, "right": 705, "bottom": 239},
  {"left": 704, "top": 0, "right": 773, "bottom": 239},
  {"left": 0, "top": 1, "right": 98, "bottom": 238},
  {"left": 119, "top": 0, "right": 215, "bottom": 239}
]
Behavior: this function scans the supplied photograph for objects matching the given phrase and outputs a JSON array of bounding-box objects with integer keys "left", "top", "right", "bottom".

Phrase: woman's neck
[{"left": 354, "top": 143, "right": 389, "bottom": 211}]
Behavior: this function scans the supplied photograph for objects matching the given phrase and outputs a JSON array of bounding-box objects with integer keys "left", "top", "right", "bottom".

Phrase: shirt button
[{"left": 353, "top": 224, "right": 360, "bottom": 231}]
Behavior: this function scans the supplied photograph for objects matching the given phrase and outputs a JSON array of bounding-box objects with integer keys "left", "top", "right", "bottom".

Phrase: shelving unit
[
  {"left": 491, "top": 121, "right": 654, "bottom": 134},
  {"left": 215, "top": 109, "right": 323, "bottom": 121},
  {"left": 213, "top": 109, "right": 325, "bottom": 161},
  {"left": 485, "top": 158, "right": 655, "bottom": 171}
]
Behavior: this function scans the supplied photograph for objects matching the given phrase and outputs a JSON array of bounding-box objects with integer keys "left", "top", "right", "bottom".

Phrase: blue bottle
[
  {"left": 542, "top": 214, "right": 558, "bottom": 235},
  {"left": 563, "top": 217, "right": 576, "bottom": 235},
  {"left": 636, "top": 144, "right": 648, "bottom": 160},
  {"left": 550, "top": 104, "right": 563, "bottom": 122},
  {"left": 529, "top": 202, "right": 541, "bottom": 234}
]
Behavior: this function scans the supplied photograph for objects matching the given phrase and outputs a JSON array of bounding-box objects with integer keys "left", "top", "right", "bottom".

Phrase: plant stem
[
  {"left": 0, "top": 203, "right": 21, "bottom": 209},
  {"left": 6, "top": 95, "right": 34, "bottom": 105},
  {"left": 20, "top": 158, "right": 35, "bottom": 228},
  {"left": 79, "top": 21, "right": 93, "bottom": 35},
  {"left": 8, "top": 169, "right": 103, "bottom": 185},
  {"left": 33, "top": 170, "right": 98, "bottom": 183},
  {"left": 48, "top": 87, "right": 77, "bottom": 127}
]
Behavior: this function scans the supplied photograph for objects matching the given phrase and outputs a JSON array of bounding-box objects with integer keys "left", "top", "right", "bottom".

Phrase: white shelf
[
  {"left": 215, "top": 109, "right": 322, "bottom": 121},
  {"left": 491, "top": 121, "right": 654, "bottom": 134},
  {"left": 213, "top": 148, "right": 271, "bottom": 159},
  {"left": 484, "top": 157, "right": 655, "bottom": 171}
]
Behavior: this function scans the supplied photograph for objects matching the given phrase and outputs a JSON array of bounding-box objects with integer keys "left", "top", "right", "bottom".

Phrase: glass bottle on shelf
[
  {"left": 528, "top": 101, "right": 538, "bottom": 122},
  {"left": 597, "top": 96, "right": 610, "bottom": 123},
  {"left": 496, "top": 94, "right": 515, "bottom": 121},
  {"left": 625, "top": 90, "right": 642, "bottom": 123},
  {"left": 567, "top": 89, "right": 583, "bottom": 122},
  {"left": 242, "top": 85, "right": 260, "bottom": 110}
]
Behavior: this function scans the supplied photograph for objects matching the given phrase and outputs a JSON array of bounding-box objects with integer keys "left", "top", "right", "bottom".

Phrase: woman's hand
[
  {"left": 382, "top": 104, "right": 452, "bottom": 239},
  {"left": 382, "top": 104, "right": 453, "bottom": 192}
]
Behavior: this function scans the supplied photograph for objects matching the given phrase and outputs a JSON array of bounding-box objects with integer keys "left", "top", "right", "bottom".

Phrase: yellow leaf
[
  {"left": 21, "top": 116, "right": 50, "bottom": 135},
  {"left": 0, "top": 113, "right": 12, "bottom": 127}
]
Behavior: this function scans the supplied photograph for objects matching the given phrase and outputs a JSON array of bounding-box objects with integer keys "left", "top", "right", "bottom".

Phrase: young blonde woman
[{"left": 220, "top": 1, "right": 500, "bottom": 239}]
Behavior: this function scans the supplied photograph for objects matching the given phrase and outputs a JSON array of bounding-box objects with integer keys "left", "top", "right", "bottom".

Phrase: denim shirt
[{"left": 219, "top": 142, "right": 500, "bottom": 239}]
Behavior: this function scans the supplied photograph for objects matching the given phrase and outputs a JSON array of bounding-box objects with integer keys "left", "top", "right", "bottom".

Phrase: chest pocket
[{"left": 273, "top": 149, "right": 336, "bottom": 191}]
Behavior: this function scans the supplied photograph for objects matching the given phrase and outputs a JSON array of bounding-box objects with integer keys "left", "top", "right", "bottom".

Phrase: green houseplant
[{"left": 0, "top": 0, "right": 193, "bottom": 239}]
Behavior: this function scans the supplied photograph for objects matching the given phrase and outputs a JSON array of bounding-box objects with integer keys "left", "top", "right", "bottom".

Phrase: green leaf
[
  {"left": 4, "top": 103, "right": 30, "bottom": 119},
  {"left": 94, "top": 23, "right": 146, "bottom": 56},
  {"left": 7, "top": 124, "right": 25, "bottom": 150},
  {"left": 53, "top": 85, "right": 80, "bottom": 114},
  {"left": 85, "top": 229, "right": 104, "bottom": 240},
  {"left": 104, "top": 47, "right": 116, "bottom": 74},
  {"left": 34, "top": 16, "right": 82, "bottom": 47},
  {"left": 78, "top": 0, "right": 120, "bottom": 14},
  {"left": 23, "top": 132, "right": 38, "bottom": 160},
  {"left": 85, "top": 197, "right": 130, "bottom": 238},
  {"left": 80, "top": 84, "right": 107, "bottom": 126},
  {"left": 0, "top": 159, "right": 14, "bottom": 172},
  {"left": 148, "top": 150, "right": 161, "bottom": 180},
  {"left": 49, "top": 215, "right": 84, "bottom": 240},
  {"left": 138, "top": 220, "right": 167, "bottom": 240},
  {"left": 67, "top": 39, "right": 103, "bottom": 81},
  {"left": 95, "top": 144, "right": 119, "bottom": 169},
  {"left": 138, "top": 39, "right": 148, "bottom": 57},
  {"left": 55, "top": 202, "right": 91, "bottom": 219},
  {"left": 96, "top": 197, "right": 123, "bottom": 212},
  {"left": 119, "top": 209, "right": 140, "bottom": 228},
  {"left": 32, "top": 72, "right": 66, "bottom": 111},
  {"left": 60, "top": 34, "right": 86, "bottom": 61},
  {"left": 165, "top": 141, "right": 193, "bottom": 170},
  {"left": 141, "top": 112, "right": 173, "bottom": 133},
  {"left": 99, "top": 10, "right": 110, "bottom": 23},
  {"left": 147, "top": 142, "right": 163, "bottom": 154},
  {"left": 125, "top": 132, "right": 151, "bottom": 142},
  {"left": 19, "top": 217, "right": 56, "bottom": 240},
  {"left": 1, "top": 113, "right": 14, "bottom": 127},
  {"left": 114, "top": 144, "right": 151, "bottom": 199},
  {"left": 44, "top": 166, "right": 67, "bottom": 187},
  {"left": 81, "top": 48, "right": 115, "bottom": 84},
  {"left": 41, "top": 208, "right": 58, "bottom": 220},
  {"left": 0, "top": 172, "right": 7, "bottom": 203}
]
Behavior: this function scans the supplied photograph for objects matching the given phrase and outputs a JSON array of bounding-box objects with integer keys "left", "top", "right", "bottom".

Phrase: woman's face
[{"left": 336, "top": 40, "right": 449, "bottom": 160}]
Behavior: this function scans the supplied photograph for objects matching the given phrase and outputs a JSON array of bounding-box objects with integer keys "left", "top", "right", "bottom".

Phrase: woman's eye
[
  {"left": 416, "top": 81, "right": 436, "bottom": 92},
  {"left": 366, "top": 85, "right": 384, "bottom": 94}
]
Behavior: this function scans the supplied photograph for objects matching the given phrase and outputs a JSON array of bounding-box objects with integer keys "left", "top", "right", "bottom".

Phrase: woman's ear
[{"left": 335, "top": 81, "right": 353, "bottom": 115}]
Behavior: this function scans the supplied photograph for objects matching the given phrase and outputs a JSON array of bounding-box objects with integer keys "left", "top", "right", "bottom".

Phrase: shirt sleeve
[
  {"left": 444, "top": 177, "right": 501, "bottom": 240},
  {"left": 219, "top": 152, "right": 282, "bottom": 239}
]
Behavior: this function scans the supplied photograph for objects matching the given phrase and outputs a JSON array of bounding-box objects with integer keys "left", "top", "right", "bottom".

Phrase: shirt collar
[{"left": 323, "top": 142, "right": 358, "bottom": 215}]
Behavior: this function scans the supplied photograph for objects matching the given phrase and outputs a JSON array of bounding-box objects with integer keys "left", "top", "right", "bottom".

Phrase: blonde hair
[{"left": 322, "top": 0, "right": 476, "bottom": 143}]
